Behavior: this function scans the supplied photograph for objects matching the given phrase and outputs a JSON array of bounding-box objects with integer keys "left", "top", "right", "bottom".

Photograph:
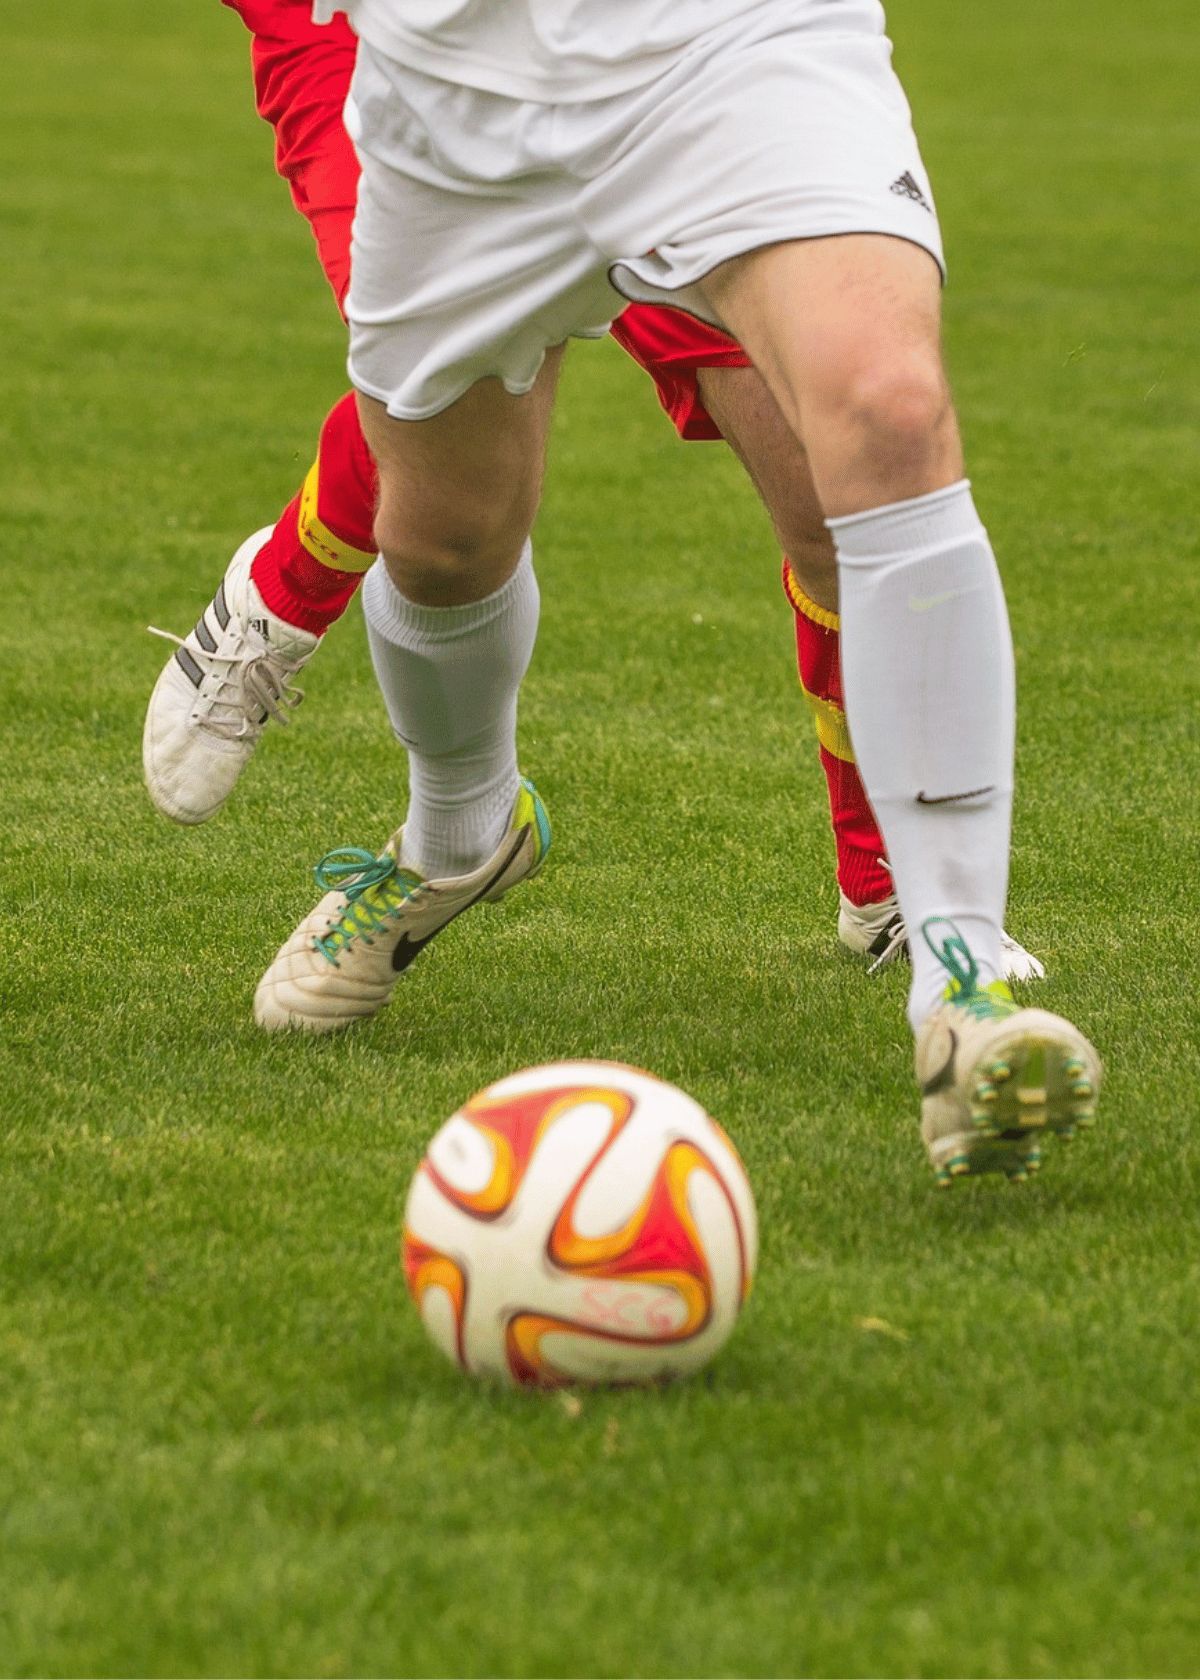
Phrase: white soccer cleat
[
  {"left": 914, "top": 920, "right": 1101, "bottom": 1186},
  {"left": 143, "top": 527, "right": 319, "bottom": 825},
  {"left": 254, "top": 778, "right": 551, "bottom": 1035},
  {"left": 838, "top": 893, "right": 908, "bottom": 968},
  {"left": 838, "top": 891, "right": 1046, "bottom": 982}
]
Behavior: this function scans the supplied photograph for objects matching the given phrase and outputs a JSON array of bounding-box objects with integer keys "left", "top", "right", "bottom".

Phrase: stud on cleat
[
  {"left": 973, "top": 1079, "right": 998, "bottom": 1106},
  {"left": 1016, "top": 1089, "right": 1049, "bottom": 1129},
  {"left": 1069, "top": 1078, "right": 1095, "bottom": 1101},
  {"left": 985, "top": 1058, "right": 1013, "bottom": 1084}
]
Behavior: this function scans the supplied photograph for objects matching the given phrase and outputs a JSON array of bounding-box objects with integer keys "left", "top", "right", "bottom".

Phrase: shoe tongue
[{"left": 243, "top": 577, "right": 320, "bottom": 660}]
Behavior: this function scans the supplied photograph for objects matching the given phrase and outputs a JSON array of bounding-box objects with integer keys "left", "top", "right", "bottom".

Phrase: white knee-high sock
[
  {"left": 362, "top": 543, "right": 539, "bottom": 878},
  {"left": 829, "top": 481, "right": 1015, "bottom": 1030}
]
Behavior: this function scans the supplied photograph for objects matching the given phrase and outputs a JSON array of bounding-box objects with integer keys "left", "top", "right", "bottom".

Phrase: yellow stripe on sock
[
  {"left": 782, "top": 559, "right": 840, "bottom": 631},
  {"left": 782, "top": 560, "right": 853, "bottom": 760},
  {"left": 298, "top": 460, "right": 376, "bottom": 574},
  {"left": 802, "top": 686, "right": 856, "bottom": 763}
]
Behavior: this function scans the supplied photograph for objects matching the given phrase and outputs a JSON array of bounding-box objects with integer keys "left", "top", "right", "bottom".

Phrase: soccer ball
[{"left": 402, "top": 1060, "right": 758, "bottom": 1387}]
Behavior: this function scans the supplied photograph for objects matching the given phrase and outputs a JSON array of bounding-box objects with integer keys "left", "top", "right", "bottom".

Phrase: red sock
[
  {"left": 782, "top": 558, "right": 894, "bottom": 907},
  {"left": 250, "top": 390, "right": 378, "bottom": 635}
]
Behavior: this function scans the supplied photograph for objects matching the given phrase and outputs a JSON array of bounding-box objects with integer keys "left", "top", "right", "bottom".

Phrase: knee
[
  {"left": 375, "top": 489, "right": 533, "bottom": 605},
  {"left": 840, "top": 355, "right": 954, "bottom": 464}
]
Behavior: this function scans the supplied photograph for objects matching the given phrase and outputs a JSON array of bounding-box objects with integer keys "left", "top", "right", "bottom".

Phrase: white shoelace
[
  {"left": 863, "top": 861, "right": 1045, "bottom": 980},
  {"left": 148, "top": 624, "right": 305, "bottom": 740}
]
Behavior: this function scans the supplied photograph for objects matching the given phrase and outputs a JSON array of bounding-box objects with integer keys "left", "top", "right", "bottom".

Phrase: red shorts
[
  {"left": 607, "top": 310, "right": 749, "bottom": 441},
  {"left": 222, "top": 0, "right": 749, "bottom": 438}
]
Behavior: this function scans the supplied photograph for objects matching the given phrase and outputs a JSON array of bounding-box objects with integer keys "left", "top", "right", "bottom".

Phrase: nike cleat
[
  {"left": 143, "top": 527, "right": 318, "bottom": 825},
  {"left": 839, "top": 890, "right": 1046, "bottom": 982},
  {"left": 914, "top": 920, "right": 1100, "bottom": 1186},
  {"left": 254, "top": 777, "right": 551, "bottom": 1035}
]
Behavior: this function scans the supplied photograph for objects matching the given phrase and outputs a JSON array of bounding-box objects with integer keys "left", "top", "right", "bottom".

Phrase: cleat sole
[{"left": 920, "top": 999, "right": 1100, "bottom": 1187}]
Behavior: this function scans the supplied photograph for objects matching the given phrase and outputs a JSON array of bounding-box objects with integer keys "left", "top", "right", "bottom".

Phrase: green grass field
[{"left": 4, "top": 2, "right": 1200, "bottom": 1674}]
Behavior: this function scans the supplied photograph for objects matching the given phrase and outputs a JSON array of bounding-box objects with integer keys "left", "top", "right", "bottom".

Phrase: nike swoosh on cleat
[
  {"left": 390, "top": 830, "right": 527, "bottom": 973},
  {"left": 390, "top": 928, "right": 436, "bottom": 975},
  {"left": 916, "top": 786, "right": 996, "bottom": 805}
]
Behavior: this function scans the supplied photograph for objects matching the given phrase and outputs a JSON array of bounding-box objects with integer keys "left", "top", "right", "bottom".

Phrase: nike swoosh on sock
[{"left": 916, "top": 786, "right": 995, "bottom": 805}]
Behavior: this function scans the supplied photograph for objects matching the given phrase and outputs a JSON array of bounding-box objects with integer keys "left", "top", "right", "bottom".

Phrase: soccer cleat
[
  {"left": 838, "top": 890, "right": 1046, "bottom": 982},
  {"left": 914, "top": 919, "right": 1101, "bottom": 1186},
  {"left": 143, "top": 527, "right": 319, "bottom": 825},
  {"left": 254, "top": 777, "right": 551, "bottom": 1035},
  {"left": 838, "top": 893, "right": 908, "bottom": 969}
]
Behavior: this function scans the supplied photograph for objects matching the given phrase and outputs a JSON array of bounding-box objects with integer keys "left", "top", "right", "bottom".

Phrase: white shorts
[{"left": 344, "top": 0, "right": 946, "bottom": 420}]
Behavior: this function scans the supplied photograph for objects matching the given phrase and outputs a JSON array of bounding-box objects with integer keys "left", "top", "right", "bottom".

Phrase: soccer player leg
[
  {"left": 701, "top": 235, "right": 1098, "bottom": 1179},
  {"left": 142, "top": 388, "right": 381, "bottom": 826},
  {"left": 697, "top": 363, "right": 1044, "bottom": 981},
  {"left": 358, "top": 367, "right": 557, "bottom": 884},
  {"left": 694, "top": 366, "right": 894, "bottom": 921},
  {"left": 254, "top": 374, "right": 557, "bottom": 1035},
  {"left": 242, "top": 11, "right": 380, "bottom": 636},
  {"left": 143, "top": 15, "right": 371, "bottom": 825},
  {"left": 252, "top": 41, "right": 618, "bottom": 1033}
]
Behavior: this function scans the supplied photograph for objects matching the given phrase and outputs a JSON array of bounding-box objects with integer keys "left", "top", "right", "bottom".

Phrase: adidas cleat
[
  {"left": 254, "top": 778, "right": 550, "bottom": 1035},
  {"left": 838, "top": 893, "right": 909, "bottom": 970},
  {"left": 914, "top": 920, "right": 1101, "bottom": 1186},
  {"left": 839, "top": 891, "right": 1046, "bottom": 982},
  {"left": 143, "top": 527, "right": 318, "bottom": 825}
]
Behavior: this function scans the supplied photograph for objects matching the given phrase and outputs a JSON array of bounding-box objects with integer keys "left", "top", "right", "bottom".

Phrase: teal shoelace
[
  {"left": 921, "top": 917, "right": 1014, "bottom": 1018},
  {"left": 311, "top": 847, "right": 422, "bottom": 964}
]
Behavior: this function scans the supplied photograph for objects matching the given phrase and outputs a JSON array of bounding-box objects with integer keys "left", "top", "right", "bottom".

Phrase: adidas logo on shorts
[{"left": 889, "top": 170, "right": 933, "bottom": 213}]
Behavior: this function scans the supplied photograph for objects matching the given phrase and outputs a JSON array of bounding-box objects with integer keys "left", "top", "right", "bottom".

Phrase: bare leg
[
  {"left": 357, "top": 350, "right": 565, "bottom": 607},
  {"left": 695, "top": 364, "right": 837, "bottom": 615},
  {"left": 702, "top": 235, "right": 960, "bottom": 517}
]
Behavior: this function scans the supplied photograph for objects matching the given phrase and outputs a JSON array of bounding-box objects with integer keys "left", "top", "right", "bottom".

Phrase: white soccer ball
[{"left": 402, "top": 1060, "right": 758, "bottom": 1387}]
